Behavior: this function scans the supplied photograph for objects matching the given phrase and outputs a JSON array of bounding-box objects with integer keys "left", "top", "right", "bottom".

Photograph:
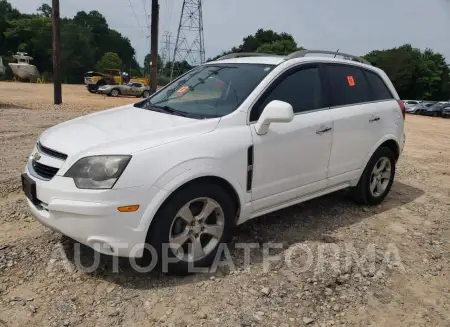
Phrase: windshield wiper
[{"left": 149, "top": 104, "right": 190, "bottom": 117}]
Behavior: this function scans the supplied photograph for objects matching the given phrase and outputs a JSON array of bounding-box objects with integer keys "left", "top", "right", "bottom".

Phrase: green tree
[
  {"left": 61, "top": 22, "right": 95, "bottom": 83},
  {"left": 4, "top": 16, "right": 53, "bottom": 73},
  {"left": 209, "top": 29, "right": 302, "bottom": 60},
  {"left": 256, "top": 40, "right": 303, "bottom": 55},
  {"left": 364, "top": 45, "right": 449, "bottom": 100},
  {"left": 95, "top": 52, "right": 122, "bottom": 71},
  {"left": 37, "top": 3, "right": 52, "bottom": 17},
  {"left": 1, "top": 0, "right": 142, "bottom": 83},
  {"left": 241, "top": 29, "right": 297, "bottom": 52}
]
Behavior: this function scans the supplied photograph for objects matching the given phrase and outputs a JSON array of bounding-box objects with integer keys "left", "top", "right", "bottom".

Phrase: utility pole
[
  {"left": 150, "top": 0, "right": 159, "bottom": 93},
  {"left": 52, "top": 0, "right": 62, "bottom": 104}
]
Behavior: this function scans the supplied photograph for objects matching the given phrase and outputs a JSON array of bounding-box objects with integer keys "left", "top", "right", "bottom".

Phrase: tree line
[
  {"left": 1, "top": 0, "right": 449, "bottom": 100},
  {"left": 212, "top": 28, "right": 450, "bottom": 101},
  {"left": 0, "top": 0, "right": 140, "bottom": 83}
]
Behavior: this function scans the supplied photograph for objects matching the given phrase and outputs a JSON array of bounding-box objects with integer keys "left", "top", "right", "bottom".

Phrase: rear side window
[
  {"left": 364, "top": 71, "right": 393, "bottom": 101},
  {"left": 253, "top": 67, "right": 322, "bottom": 120},
  {"left": 326, "top": 65, "right": 370, "bottom": 106}
]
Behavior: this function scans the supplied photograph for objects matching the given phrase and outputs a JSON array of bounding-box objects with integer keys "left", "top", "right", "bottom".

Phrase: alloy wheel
[
  {"left": 168, "top": 197, "right": 225, "bottom": 262},
  {"left": 369, "top": 157, "right": 392, "bottom": 197}
]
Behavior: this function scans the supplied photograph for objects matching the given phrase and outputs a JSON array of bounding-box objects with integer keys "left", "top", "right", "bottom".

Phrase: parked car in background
[
  {"left": 419, "top": 102, "right": 450, "bottom": 117},
  {"left": 422, "top": 102, "right": 436, "bottom": 108},
  {"left": 441, "top": 104, "right": 450, "bottom": 118},
  {"left": 97, "top": 82, "right": 151, "bottom": 98},
  {"left": 403, "top": 100, "right": 422, "bottom": 109},
  {"left": 406, "top": 103, "right": 426, "bottom": 114}
]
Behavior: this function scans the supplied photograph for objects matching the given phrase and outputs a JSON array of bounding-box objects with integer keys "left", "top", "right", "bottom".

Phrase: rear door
[
  {"left": 130, "top": 83, "right": 142, "bottom": 96},
  {"left": 325, "top": 64, "right": 397, "bottom": 187},
  {"left": 250, "top": 64, "right": 334, "bottom": 211}
]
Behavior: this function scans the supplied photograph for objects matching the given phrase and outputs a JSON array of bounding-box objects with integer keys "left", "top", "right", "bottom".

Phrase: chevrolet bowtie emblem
[{"left": 33, "top": 152, "right": 41, "bottom": 161}]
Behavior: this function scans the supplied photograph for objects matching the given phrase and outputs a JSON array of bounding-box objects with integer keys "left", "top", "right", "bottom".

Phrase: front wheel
[
  {"left": 110, "top": 88, "right": 120, "bottom": 97},
  {"left": 350, "top": 147, "right": 396, "bottom": 205},
  {"left": 145, "top": 182, "right": 235, "bottom": 275}
]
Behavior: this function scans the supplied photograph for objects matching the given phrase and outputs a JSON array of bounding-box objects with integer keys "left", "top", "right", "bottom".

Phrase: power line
[
  {"left": 141, "top": 0, "right": 150, "bottom": 31},
  {"left": 127, "top": 0, "right": 146, "bottom": 35}
]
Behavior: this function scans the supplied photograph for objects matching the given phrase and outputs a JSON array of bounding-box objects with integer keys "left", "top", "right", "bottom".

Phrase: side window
[
  {"left": 364, "top": 71, "right": 393, "bottom": 101},
  {"left": 133, "top": 83, "right": 142, "bottom": 87},
  {"left": 253, "top": 67, "right": 322, "bottom": 120},
  {"left": 326, "top": 64, "right": 370, "bottom": 106}
]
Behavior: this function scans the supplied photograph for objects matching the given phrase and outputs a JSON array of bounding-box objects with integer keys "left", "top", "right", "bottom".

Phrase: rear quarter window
[{"left": 364, "top": 70, "right": 394, "bottom": 101}]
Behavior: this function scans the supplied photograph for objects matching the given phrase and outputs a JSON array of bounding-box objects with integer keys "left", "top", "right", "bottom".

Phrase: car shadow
[{"left": 59, "top": 181, "right": 424, "bottom": 290}]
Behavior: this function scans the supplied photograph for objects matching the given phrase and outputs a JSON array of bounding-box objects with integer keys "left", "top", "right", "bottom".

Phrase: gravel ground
[{"left": 0, "top": 83, "right": 449, "bottom": 327}]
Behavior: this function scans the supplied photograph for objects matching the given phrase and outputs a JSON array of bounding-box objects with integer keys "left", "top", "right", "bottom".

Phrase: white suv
[{"left": 22, "top": 50, "right": 406, "bottom": 274}]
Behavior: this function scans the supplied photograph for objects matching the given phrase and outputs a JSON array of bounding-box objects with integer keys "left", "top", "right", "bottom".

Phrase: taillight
[{"left": 396, "top": 100, "right": 406, "bottom": 120}]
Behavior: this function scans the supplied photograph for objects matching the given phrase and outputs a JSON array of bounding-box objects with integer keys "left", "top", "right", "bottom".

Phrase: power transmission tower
[
  {"left": 160, "top": 31, "right": 173, "bottom": 74},
  {"left": 170, "top": 0, "right": 205, "bottom": 80}
]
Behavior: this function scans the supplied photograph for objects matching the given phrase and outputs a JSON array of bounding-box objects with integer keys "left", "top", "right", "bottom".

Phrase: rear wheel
[
  {"left": 142, "top": 90, "right": 150, "bottom": 98},
  {"left": 350, "top": 147, "right": 396, "bottom": 205},
  {"left": 145, "top": 182, "right": 235, "bottom": 275}
]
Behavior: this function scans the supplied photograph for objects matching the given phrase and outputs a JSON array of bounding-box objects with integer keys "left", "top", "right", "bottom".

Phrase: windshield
[
  {"left": 428, "top": 103, "right": 443, "bottom": 109},
  {"left": 134, "top": 63, "right": 274, "bottom": 119}
]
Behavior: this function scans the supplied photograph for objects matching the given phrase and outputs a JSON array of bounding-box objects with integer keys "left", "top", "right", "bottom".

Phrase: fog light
[{"left": 117, "top": 205, "right": 140, "bottom": 212}]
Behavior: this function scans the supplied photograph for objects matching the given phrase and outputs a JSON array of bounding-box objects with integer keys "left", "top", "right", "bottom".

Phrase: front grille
[
  {"left": 32, "top": 160, "right": 59, "bottom": 180},
  {"left": 37, "top": 142, "right": 67, "bottom": 160}
]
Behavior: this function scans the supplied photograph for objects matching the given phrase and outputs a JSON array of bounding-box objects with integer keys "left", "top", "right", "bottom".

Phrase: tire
[
  {"left": 142, "top": 90, "right": 150, "bottom": 98},
  {"left": 87, "top": 84, "right": 98, "bottom": 93},
  {"left": 350, "top": 147, "right": 396, "bottom": 205},
  {"left": 110, "top": 88, "right": 120, "bottom": 97},
  {"left": 144, "top": 182, "right": 236, "bottom": 275}
]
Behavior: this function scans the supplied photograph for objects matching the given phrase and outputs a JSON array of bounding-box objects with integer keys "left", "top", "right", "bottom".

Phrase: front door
[{"left": 249, "top": 64, "right": 333, "bottom": 212}]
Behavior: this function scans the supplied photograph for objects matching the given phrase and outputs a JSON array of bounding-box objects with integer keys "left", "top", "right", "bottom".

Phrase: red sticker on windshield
[
  {"left": 347, "top": 76, "right": 355, "bottom": 87},
  {"left": 177, "top": 85, "right": 189, "bottom": 93}
]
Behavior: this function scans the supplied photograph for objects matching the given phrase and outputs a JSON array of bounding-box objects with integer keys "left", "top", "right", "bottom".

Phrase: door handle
[
  {"left": 369, "top": 116, "right": 381, "bottom": 122},
  {"left": 316, "top": 126, "right": 332, "bottom": 134}
]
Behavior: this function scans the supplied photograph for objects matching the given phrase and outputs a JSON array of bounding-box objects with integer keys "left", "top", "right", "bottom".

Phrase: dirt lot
[{"left": 0, "top": 82, "right": 449, "bottom": 327}]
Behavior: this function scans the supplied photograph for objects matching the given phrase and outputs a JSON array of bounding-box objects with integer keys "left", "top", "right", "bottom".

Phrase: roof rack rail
[
  {"left": 216, "top": 52, "right": 279, "bottom": 61},
  {"left": 285, "top": 50, "right": 371, "bottom": 65}
]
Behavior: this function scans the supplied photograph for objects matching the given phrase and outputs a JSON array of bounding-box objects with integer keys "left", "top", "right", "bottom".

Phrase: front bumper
[{"left": 23, "top": 164, "right": 163, "bottom": 258}]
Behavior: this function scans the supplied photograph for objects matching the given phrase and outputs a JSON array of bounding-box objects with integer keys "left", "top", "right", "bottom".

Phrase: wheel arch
[
  {"left": 353, "top": 136, "right": 400, "bottom": 187},
  {"left": 139, "top": 165, "right": 249, "bottom": 246},
  {"left": 380, "top": 139, "right": 400, "bottom": 161},
  {"left": 143, "top": 174, "right": 243, "bottom": 244}
]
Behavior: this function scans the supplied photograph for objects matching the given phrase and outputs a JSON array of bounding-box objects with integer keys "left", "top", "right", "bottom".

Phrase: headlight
[{"left": 64, "top": 155, "right": 131, "bottom": 189}]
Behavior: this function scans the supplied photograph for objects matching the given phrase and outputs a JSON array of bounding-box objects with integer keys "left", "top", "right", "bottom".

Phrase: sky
[{"left": 10, "top": 0, "right": 450, "bottom": 66}]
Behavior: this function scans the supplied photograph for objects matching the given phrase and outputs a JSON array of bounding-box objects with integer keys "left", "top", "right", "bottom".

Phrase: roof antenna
[{"left": 334, "top": 49, "right": 339, "bottom": 58}]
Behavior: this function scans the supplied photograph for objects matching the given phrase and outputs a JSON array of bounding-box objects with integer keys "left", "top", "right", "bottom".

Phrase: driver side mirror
[{"left": 254, "top": 100, "right": 294, "bottom": 135}]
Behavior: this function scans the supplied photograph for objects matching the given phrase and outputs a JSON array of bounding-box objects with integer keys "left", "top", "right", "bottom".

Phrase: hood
[{"left": 38, "top": 104, "right": 219, "bottom": 159}]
